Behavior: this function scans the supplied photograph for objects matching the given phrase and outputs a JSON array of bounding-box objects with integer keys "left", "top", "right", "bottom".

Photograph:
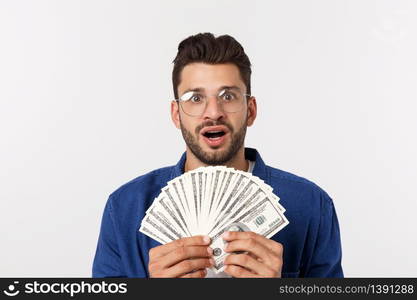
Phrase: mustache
[{"left": 195, "top": 120, "right": 233, "bottom": 135}]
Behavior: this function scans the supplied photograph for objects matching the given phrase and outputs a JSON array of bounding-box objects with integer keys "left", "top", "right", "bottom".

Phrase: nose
[{"left": 201, "top": 95, "right": 225, "bottom": 120}]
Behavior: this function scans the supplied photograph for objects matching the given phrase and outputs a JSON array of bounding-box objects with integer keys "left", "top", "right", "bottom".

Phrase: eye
[
  {"left": 180, "top": 91, "right": 203, "bottom": 103},
  {"left": 220, "top": 91, "right": 236, "bottom": 102},
  {"left": 190, "top": 94, "right": 203, "bottom": 103}
]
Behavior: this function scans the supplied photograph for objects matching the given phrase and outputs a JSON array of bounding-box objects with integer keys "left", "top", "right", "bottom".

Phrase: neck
[{"left": 184, "top": 147, "right": 248, "bottom": 172}]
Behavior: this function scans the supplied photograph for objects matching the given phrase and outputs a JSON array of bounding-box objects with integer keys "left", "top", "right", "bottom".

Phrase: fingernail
[
  {"left": 222, "top": 232, "right": 230, "bottom": 239},
  {"left": 209, "top": 258, "right": 215, "bottom": 266},
  {"left": 207, "top": 247, "right": 213, "bottom": 255},
  {"left": 203, "top": 235, "right": 211, "bottom": 244}
]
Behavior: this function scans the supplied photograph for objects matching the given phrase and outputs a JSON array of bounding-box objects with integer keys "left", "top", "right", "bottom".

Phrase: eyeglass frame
[{"left": 174, "top": 87, "right": 253, "bottom": 117}]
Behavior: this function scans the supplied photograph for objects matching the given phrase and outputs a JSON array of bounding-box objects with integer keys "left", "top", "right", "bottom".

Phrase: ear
[
  {"left": 171, "top": 100, "right": 181, "bottom": 129},
  {"left": 246, "top": 97, "right": 257, "bottom": 127}
]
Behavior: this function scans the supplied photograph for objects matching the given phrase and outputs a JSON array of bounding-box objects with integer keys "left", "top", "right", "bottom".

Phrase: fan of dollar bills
[{"left": 139, "top": 166, "right": 289, "bottom": 273}]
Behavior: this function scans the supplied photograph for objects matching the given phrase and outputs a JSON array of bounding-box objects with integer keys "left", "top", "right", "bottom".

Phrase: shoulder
[
  {"left": 266, "top": 165, "right": 334, "bottom": 211},
  {"left": 107, "top": 165, "right": 175, "bottom": 213},
  {"left": 268, "top": 166, "right": 324, "bottom": 191},
  {"left": 111, "top": 166, "right": 173, "bottom": 196}
]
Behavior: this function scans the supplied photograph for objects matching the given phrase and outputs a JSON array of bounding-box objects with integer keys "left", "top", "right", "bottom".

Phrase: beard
[{"left": 180, "top": 116, "right": 247, "bottom": 165}]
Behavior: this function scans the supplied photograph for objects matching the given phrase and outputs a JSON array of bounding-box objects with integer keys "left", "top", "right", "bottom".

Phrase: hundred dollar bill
[
  {"left": 209, "top": 186, "right": 264, "bottom": 235},
  {"left": 162, "top": 187, "right": 191, "bottom": 236},
  {"left": 140, "top": 215, "right": 176, "bottom": 243},
  {"left": 173, "top": 173, "right": 197, "bottom": 233},
  {"left": 211, "top": 170, "right": 235, "bottom": 217},
  {"left": 156, "top": 194, "right": 189, "bottom": 237},
  {"left": 146, "top": 203, "right": 184, "bottom": 240},
  {"left": 139, "top": 166, "right": 291, "bottom": 266},
  {"left": 167, "top": 180, "right": 191, "bottom": 228},
  {"left": 200, "top": 167, "right": 215, "bottom": 233},
  {"left": 139, "top": 225, "right": 169, "bottom": 244},
  {"left": 210, "top": 172, "right": 243, "bottom": 225},
  {"left": 209, "top": 196, "right": 289, "bottom": 273},
  {"left": 183, "top": 172, "right": 198, "bottom": 234},
  {"left": 190, "top": 172, "right": 200, "bottom": 231},
  {"left": 210, "top": 177, "right": 256, "bottom": 233}
]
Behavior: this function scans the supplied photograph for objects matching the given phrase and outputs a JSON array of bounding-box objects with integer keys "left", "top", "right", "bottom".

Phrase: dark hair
[{"left": 172, "top": 33, "right": 252, "bottom": 99}]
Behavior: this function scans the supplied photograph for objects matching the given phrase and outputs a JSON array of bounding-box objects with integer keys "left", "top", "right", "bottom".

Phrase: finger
[
  {"left": 222, "top": 231, "right": 282, "bottom": 255},
  {"left": 225, "top": 239, "right": 282, "bottom": 273},
  {"left": 224, "top": 265, "right": 263, "bottom": 278},
  {"left": 224, "top": 238, "right": 272, "bottom": 263},
  {"left": 157, "top": 245, "right": 213, "bottom": 269},
  {"left": 224, "top": 253, "right": 276, "bottom": 277},
  {"left": 166, "top": 258, "right": 214, "bottom": 278},
  {"left": 149, "top": 235, "right": 211, "bottom": 260},
  {"left": 248, "top": 252, "right": 259, "bottom": 260},
  {"left": 179, "top": 269, "right": 207, "bottom": 278}
]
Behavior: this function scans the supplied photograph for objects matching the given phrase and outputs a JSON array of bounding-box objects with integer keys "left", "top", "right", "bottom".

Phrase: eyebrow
[{"left": 182, "top": 85, "right": 242, "bottom": 94}]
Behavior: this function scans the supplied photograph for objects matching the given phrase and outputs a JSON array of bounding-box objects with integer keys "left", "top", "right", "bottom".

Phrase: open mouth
[
  {"left": 200, "top": 126, "right": 229, "bottom": 147},
  {"left": 202, "top": 130, "right": 226, "bottom": 139}
]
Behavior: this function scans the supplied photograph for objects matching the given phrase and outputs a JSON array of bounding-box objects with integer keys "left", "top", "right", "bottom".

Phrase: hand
[
  {"left": 148, "top": 235, "right": 214, "bottom": 278},
  {"left": 222, "top": 231, "right": 283, "bottom": 278}
]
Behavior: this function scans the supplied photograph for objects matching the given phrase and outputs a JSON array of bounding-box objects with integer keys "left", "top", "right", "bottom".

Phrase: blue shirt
[{"left": 92, "top": 148, "right": 343, "bottom": 278}]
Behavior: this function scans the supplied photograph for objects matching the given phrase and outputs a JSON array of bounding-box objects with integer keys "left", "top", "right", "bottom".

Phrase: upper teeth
[{"left": 208, "top": 131, "right": 221, "bottom": 133}]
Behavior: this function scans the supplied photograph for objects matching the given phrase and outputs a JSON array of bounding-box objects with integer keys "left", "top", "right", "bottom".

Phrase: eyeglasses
[{"left": 175, "top": 88, "right": 251, "bottom": 117}]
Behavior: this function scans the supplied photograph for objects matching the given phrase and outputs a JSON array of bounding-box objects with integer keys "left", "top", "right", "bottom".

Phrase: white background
[{"left": 1, "top": 0, "right": 416, "bottom": 277}]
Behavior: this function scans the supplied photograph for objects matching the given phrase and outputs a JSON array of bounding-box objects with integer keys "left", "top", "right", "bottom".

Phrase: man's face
[{"left": 171, "top": 63, "right": 257, "bottom": 165}]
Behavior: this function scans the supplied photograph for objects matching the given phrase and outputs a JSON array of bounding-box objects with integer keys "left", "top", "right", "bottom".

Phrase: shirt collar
[{"left": 171, "top": 147, "right": 268, "bottom": 181}]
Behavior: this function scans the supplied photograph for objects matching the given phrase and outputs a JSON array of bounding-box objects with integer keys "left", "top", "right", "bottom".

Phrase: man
[{"left": 92, "top": 33, "right": 343, "bottom": 278}]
